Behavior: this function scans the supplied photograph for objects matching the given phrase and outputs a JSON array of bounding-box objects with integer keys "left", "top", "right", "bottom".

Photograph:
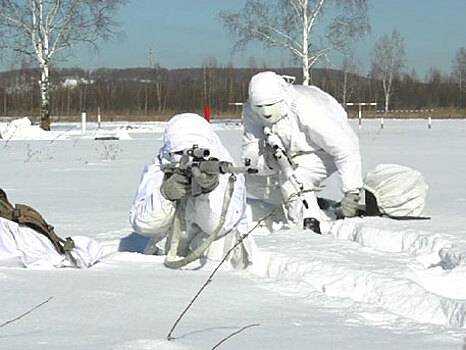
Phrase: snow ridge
[
  {"left": 250, "top": 220, "right": 466, "bottom": 328},
  {"left": 329, "top": 218, "right": 466, "bottom": 269}
]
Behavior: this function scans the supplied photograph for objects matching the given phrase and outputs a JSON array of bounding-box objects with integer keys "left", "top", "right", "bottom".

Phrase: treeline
[{"left": 0, "top": 65, "right": 464, "bottom": 121}]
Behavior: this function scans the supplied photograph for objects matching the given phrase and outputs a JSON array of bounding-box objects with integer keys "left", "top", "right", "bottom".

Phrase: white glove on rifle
[
  {"left": 160, "top": 173, "right": 190, "bottom": 201},
  {"left": 340, "top": 190, "right": 361, "bottom": 217}
]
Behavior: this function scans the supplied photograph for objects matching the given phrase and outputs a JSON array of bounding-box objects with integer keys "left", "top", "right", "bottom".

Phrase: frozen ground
[{"left": 0, "top": 118, "right": 466, "bottom": 349}]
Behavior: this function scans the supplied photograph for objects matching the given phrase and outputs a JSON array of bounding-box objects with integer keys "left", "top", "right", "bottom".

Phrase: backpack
[
  {"left": 0, "top": 188, "right": 77, "bottom": 265},
  {"left": 363, "top": 164, "right": 430, "bottom": 220}
]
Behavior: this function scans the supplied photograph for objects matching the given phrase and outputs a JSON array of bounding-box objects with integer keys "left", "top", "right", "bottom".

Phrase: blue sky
[{"left": 2, "top": 0, "right": 466, "bottom": 77}]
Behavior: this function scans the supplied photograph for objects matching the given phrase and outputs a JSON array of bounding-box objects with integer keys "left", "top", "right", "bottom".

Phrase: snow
[
  {"left": 62, "top": 78, "right": 80, "bottom": 88},
  {"left": 1, "top": 118, "right": 466, "bottom": 349},
  {"left": 0, "top": 117, "right": 56, "bottom": 141},
  {"left": 61, "top": 78, "right": 94, "bottom": 88}
]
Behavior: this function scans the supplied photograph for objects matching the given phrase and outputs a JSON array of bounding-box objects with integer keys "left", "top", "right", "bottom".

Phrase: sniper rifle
[{"left": 161, "top": 145, "right": 258, "bottom": 197}]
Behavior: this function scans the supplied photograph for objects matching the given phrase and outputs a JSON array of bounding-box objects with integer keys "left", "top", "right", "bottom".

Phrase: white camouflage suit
[
  {"left": 242, "top": 71, "right": 363, "bottom": 226},
  {"left": 129, "top": 113, "right": 254, "bottom": 268},
  {"left": 0, "top": 217, "right": 103, "bottom": 268}
]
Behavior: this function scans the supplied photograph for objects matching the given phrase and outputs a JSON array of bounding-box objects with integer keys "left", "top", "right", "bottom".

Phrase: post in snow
[
  {"left": 204, "top": 104, "right": 211, "bottom": 123},
  {"left": 97, "top": 107, "right": 102, "bottom": 129},
  {"left": 81, "top": 112, "right": 87, "bottom": 134},
  {"left": 345, "top": 102, "right": 377, "bottom": 130}
]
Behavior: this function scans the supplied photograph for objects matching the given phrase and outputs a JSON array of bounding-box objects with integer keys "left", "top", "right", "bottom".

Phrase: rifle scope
[{"left": 176, "top": 146, "right": 210, "bottom": 159}]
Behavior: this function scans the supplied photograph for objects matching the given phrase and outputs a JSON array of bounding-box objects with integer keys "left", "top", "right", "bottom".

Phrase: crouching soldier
[
  {"left": 129, "top": 113, "right": 254, "bottom": 269},
  {"left": 242, "top": 71, "right": 363, "bottom": 234}
]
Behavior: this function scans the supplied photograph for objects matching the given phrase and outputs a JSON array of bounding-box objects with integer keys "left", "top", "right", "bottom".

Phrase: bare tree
[
  {"left": 0, "top": 0, "right": 127, "bottom": 130},
  {"left": 219, "top": 0, "right": 369, "bottom": 85},
  {"left": 370, "top": 29, "right": 406, "bottom": 112},
  {"left": 339, "top": 52, "right": 359, "bottom": 105},
  {"left": 452, "top": 47, "right": 466, "bottom": 108},
  {"left": 202, "top": 56, "right": 218, "bottom": 109},
  {"left": 148, "top": 48, "right": 166, "bottom": 113}
]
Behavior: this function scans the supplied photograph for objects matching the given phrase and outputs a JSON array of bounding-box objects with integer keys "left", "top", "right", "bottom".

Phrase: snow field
[{"left": 1, "top": 118, "right": 466, "bottom": 349}]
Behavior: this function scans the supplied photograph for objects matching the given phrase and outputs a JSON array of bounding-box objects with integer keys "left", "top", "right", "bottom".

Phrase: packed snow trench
[{"left": 248, "top": 217, "right": 466, "bottom": 329}]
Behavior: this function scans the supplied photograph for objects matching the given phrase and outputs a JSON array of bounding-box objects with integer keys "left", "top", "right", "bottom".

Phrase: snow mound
[
  {"left": 0, "top": 117, "right": 67, "bottom": 141},
  {"left": 94, "top": 127, "right": 133, "bottom": 140},
  {"left": 116, "top": 122, "right": 168, "bottom": 134},
  {"left": 250, "top": 220, "right": 466, "bottom": 328}
]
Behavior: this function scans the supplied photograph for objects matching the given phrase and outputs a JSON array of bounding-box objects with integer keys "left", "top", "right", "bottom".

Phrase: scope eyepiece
[{"left": 188, "top": 148, "right": 210, "bottom": 158}]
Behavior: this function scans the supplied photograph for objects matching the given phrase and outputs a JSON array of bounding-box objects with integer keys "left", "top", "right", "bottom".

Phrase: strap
[
  {"left": 0, "top": 188, "right": 9, "bottom": 202},
  {"left": 164, "top": 174, "right": 236, "bottom": 269},
  {"left": 381, "top": 213, "right": 431, "bottom": 221},
  {"left": 0, "top": 188, "right": 15, "bottom": 221},
  {"left": 165, "top": 200, "right": 187, "bottom": 260},
  {"left": 13, "top": 204, "right": 66, "bottom": 253},
  {"left": 0, "top": 189, "right": 78, "bottom": 266},
  {"left": 15, "top": 204, "right": 78, "bottom": 266},
  {"left": 289, "top": 150, "right": 316, "bottom": 159}
]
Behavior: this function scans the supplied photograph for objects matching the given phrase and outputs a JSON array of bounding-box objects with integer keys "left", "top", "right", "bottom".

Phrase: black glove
[
  {"left": 340, "top": 190, "right": 361, "bottom": 217},
  {"left": 160, "top": 173, "right": 190, "bottom": 201},
  {"left": 195, "top": 171, "right": 219, "bottom": 194}
]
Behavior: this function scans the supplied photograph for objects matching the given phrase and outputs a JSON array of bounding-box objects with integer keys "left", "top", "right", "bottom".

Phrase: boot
[{"left": 303, "top": 217, "right": 321, "bottom": 234}]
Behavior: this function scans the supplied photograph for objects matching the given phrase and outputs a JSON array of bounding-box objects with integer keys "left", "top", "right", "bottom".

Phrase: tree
[
  {"left": 0, "top": 0, "right": 127, "bottom": 130},
  {"left": 202, "top": 56, "right": 218, "bottom": 110},
  {"left": 339, "top": 52, "right": 359, "bottom": 105},
  {"left": 452, "top": 48, "right": 466, "bottom": 108},
  {"left": 219, "top": 0, "right": 369, "bottom": 85},
  {"left": 148, "top": 48, "right": 166, "bottom": 113},
  {"left": 370, "top": 30, "right": 406, "bottom": 112},
  {"left": 398, "top": 68, "right": 421, "bottom": 108}
]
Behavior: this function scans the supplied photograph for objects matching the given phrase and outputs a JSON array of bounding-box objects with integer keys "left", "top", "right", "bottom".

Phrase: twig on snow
[
  {"left": 0, "top": 296, "right": 53, "bottom": 329},
  {"left": 211, "top": 323, "right": 260, "bottom": 350},
  {"left": 166, "top": 208, "right": 277, "bottom": 341}
]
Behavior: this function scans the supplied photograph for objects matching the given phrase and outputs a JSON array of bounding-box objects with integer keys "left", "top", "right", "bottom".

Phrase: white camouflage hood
[
  {"left": 248, "top": 71, "right": 292, "bottom": 125},
  {"left": 159, "top": 113, "right": 232, "bottom": 162},
  {"left": 248, "top": 71, "right": 289, "bottom": 105}
]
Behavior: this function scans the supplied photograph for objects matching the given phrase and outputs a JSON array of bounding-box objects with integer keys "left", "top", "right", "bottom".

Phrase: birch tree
[
  {"left": 370, "top": 30, "right": 406, "bottom": 112},
  {"left": 452, "top": 47, "right": 466, "bottom": 107},
  {"left": 219, "top": 0, "right": 369, "bottom": 85},
  {"left": 148, "top": 48, "right": 165, "bottom": 113},
  {"left": 0, "top": 0, "right": 127, "bottom": 130},
  {"left": 339, "top": 53, "right": 359, "bottom": 105}
]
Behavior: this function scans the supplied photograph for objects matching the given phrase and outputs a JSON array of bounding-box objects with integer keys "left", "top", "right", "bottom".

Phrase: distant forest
[{"left": 0, "top": 65, "right": 464, "bottom": 121}]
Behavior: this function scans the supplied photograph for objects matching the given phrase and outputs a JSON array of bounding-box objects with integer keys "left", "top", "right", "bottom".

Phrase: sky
[{"left": 1, "top": 0, "right": 466, "bottom": 77}]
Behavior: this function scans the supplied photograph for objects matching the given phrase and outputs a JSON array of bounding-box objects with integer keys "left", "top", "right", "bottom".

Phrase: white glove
[{"left": 340, "top": 191, "right": 361, "bottom": 217}]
